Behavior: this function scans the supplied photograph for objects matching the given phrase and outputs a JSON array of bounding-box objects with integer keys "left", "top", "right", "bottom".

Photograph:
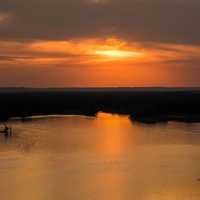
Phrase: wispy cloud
[
  {"left": 1, "top": 38, "right": 200, "bottom": 66},
  {"left": 0, "top": 0, "right": 200, "bottom": 44},
  {"left": 0, "top": 12, "right": 11, "bottom": 25}
]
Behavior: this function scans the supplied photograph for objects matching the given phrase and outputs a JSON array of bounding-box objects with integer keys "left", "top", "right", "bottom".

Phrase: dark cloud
[{"left": 0, "top": 0, "right": 200, "bottom": 44}]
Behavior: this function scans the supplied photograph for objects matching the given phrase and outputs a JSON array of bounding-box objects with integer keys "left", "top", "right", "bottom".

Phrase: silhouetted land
[{"left": 1, "top": 88, "right": 200, "bottom": 123}]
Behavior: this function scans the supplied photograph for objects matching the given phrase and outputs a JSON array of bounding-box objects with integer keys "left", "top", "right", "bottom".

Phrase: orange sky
[
  {"left": 2, "top": 38, "right": 200, "bottom": 65},
  {"left": 1, "top": 0, "right": 200, "bottom": 87},
  {"left": 0, "top": 37, "right": 200, "bottom": 87}
]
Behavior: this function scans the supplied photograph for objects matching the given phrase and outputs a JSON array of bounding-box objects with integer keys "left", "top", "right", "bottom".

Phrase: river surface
[{"left": 0, "top": 112, "right": 200, "bottom": 200}]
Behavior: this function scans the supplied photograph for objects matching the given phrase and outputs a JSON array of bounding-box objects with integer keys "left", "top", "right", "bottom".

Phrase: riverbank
[{"left": 0, "top": 88, "right": 200, "bottom": 123}]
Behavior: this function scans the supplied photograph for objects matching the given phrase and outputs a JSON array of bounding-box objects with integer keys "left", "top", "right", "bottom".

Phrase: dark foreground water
[{"left": 0, "top": 112, "right": 200, "bottom": 200}]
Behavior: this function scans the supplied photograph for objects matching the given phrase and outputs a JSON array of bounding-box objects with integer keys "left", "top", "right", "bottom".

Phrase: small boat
[{"left": 0, "top": 124, "right": 12, "bottom": 136}]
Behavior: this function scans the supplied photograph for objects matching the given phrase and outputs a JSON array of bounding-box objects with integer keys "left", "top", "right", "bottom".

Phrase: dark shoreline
[{"left": 1, "top": 88, "right": 200, "bottom": 123}]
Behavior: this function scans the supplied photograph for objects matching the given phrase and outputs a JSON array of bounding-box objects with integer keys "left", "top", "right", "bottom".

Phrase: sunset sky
[{"left": 0, "top": 0, "right": 200, "bottom": 87}]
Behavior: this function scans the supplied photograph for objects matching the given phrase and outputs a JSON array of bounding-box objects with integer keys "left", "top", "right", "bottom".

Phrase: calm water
[{"left": 0, "top": 112, "right": 200, "bottom": 200}]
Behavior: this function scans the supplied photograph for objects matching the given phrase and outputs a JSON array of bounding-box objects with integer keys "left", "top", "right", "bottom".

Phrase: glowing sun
[{"left": 91, "top": 50, "right": 142, "bottom": 59}]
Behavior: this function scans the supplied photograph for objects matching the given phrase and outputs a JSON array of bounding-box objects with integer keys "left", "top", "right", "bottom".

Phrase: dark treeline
[{"left": 1, "top": 88, "right": 200, "bottom": 123}]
